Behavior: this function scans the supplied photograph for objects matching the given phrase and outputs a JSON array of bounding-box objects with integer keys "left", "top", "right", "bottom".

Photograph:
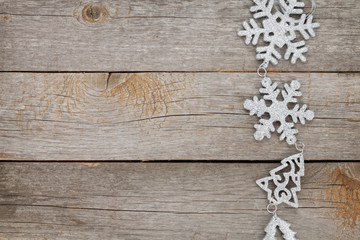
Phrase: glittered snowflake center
[
  {"left": 270, "top": 102, "right": 287, "bottom": 119},
  {"left": 263, "top": 14, "right": 296, "bottom": 47}
]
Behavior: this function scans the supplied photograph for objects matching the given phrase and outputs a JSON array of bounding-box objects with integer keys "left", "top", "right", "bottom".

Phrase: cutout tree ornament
[
  {"left": 256, "top": 153, "right": 304, "bottom": 208},
  {"left": 263, "top": 216, "right": 298, "bottom": 240}
]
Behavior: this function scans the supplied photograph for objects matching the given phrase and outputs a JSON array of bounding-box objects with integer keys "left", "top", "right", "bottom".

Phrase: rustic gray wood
[
  {"left": 0, "top": 0, "right": 359, "bottom": 72},
  {"left": 1, "top": 72, "right": 359, "bottom": 160},
  {"left": 0, "top": 1, "right": 359, "bottom": 239},
  {"left": 0, "top": 162, "right": 359, "bottom": 239}
]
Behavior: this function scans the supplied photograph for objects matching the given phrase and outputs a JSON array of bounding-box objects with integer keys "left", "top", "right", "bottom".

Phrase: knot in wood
[{"left": 82, "top": 4, "right": 109, "bottom": 23}]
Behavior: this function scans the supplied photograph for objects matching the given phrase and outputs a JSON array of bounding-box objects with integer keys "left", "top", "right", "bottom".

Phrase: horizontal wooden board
[
  {"left": 0, "top": 162, "right": 359, "bottom": 239},
  {"left": 1, "top": 72, "right": 359, "bottom": 160},
  {"left": 0, "top": 0, "right": 359, "bottom": 72}
]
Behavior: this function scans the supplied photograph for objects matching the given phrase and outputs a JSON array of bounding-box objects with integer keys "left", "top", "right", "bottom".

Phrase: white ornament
[
  {"left": 244, "top": 77, "right": 314, "bottom": 145},
  {"left": 257, "top": 153, "right": 304, "bottom": 208},
  {"left": 238, "top": 0, "right": 320, "bottom": 67},
  {"left": 263, "top": 216, "right": 298, "bottom": 240}
]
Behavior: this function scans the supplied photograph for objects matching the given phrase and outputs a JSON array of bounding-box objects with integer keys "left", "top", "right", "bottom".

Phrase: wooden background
[{"left": 0, "top": 0, "right": 359, "bottom": 239}]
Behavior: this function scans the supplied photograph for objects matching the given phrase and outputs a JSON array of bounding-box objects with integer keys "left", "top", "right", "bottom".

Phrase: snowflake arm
[
  {"left": 279, "top": 123, "right": 298, "bottom": 145},
  {"left": 291, "top": 104, "right": 314, "bottom": 124},
  {"left": 238, "top": 19, "right": 265, "bottom": 45},
  {"left": 237, "top": 0, "right": 275, "bottom": 45},
  {"left": 282, "top": 80, "right": 302, "bottom": 103},
  {"left": 244, "top": 96, "right": 267, "bottom": 117},
  {"left": 259, "top": 77, "right": 279, "bottom": 102},
  {"left": 255, "top": 119, "right": 275, "bottom": 141},
  {"left": 282, "top": 80, "right": 314, "bottom": 124},
  {"left": 279, "top": 0, "right": 304, "bottom": 16},
  {"left": 295, "top": 14, "right": 320, "bottom": 40},
  {"left": 256, "top": 42, "right": 282, "bottom": 66},
  {"left": 250, "top": 0, "right": 274, "bottom": 19},
  {"left": 283, "top": 14, "right": 320, "bottom": 64},
  {"left": 284, "top": 40, "right": 308, "bottom": 64}
]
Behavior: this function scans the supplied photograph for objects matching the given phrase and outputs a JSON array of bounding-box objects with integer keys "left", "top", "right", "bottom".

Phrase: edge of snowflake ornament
[
  {"left": 238, "top": 0, "right": 320, "bottom": 67},
  {"left": 244, "top": 77, "right": 314, "bottom": 145}
]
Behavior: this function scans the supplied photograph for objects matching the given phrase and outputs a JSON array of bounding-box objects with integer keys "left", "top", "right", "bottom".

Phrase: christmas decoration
[
  {"left": 244, "top": 77, "right": 314, "bottom": 145},
  {"left": 237, "top": 0, "right": 319, "bottom": 238},
  {"left": 238, "top": 0, "right": 320, "bottom": 67},
  {"left": 256, "top": 153, "right": 304, "bottom": 208},
  {"left": 263, "top": 216, "right": 298, "bottom": 240}
]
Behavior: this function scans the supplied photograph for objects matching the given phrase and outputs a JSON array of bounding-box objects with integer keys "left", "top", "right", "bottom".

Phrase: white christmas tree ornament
[
  {"left": 263, "top": 216, "right": 299, "bottom": 240},
  {"left": 256, "top": 153, "right": 304, "bottom": 208}
]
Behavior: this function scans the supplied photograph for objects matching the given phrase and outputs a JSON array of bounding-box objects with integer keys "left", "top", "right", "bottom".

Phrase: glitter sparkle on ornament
[
  {"left": 244, "top": 77, "right": 314, "bottom": 145},
  {"left": 238, "top": 0, "right": 320, "bottom": 67},
  {"left": 256, "top": 153, "right": 304, "bottom": 208},
  {"left": 263, "top": 216, "right": 298, "bottom": 240}
]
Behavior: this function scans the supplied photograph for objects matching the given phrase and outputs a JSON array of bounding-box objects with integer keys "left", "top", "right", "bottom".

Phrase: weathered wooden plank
[
  {"left": 1, "top": 72, "right": 359, "bottom": 160},
  {"left": 0, "top": 162, "right": 358, "bottom": 239},
  {"left": 0, "top": 0, "right": 359, "bottom": 72}
]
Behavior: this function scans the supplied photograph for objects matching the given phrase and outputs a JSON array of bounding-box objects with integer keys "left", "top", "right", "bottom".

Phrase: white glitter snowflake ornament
[
  {"left": 238, "top": 0, "right": 320, "bottom": 67},
  {"left": 244, "top": 77, "right": 314, "bottom": 145}
]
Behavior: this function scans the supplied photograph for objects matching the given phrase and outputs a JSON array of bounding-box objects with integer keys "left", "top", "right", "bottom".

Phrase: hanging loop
[
  {"left": 274, "top": 0, "right": 316, "bottom": 19},
  {"left": 295, "top": 141, "right": 305, "bottom": 154},
  {"left": 266, "top": 200, "right": 278, "bottom": 218},
  {"left": 257, "top": 63, "right": 268, "bottom": 78},
  {"left": 306, "top": 0, "right": 317, "bottom": 19}
]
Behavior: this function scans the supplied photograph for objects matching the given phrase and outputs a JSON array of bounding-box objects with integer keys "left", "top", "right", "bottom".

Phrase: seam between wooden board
[
  {"left": 0, "top": 160, "right": 359, "bottom": 163},
  {"left": 1, "top": 71, "right": 360, "bottom": 73}
]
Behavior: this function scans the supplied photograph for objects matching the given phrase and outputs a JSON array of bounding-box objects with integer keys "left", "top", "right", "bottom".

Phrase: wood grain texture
[
  {"left": 0, "top": 0, "right": 359, "bottom": 238},
  {"left": 1, "top": 72, "right": 359, "bottom": 160},
  {"left": 0, "top": 162, "right": 359, "bottom": 239},
  {"left": 0, "top": 0, "right": 359, "bottom": 72}
]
